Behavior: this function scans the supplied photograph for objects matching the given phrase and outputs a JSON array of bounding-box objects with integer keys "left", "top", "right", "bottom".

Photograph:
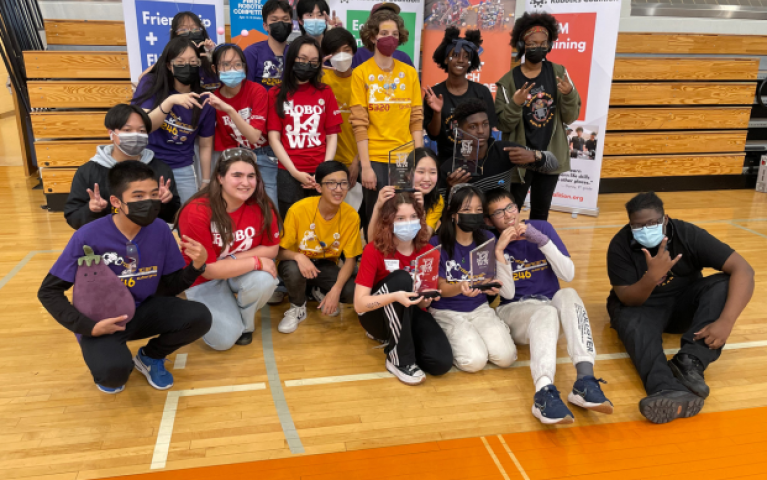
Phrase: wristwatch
[
  {"left": 192, "top": 262, "right": 206, "bottom": 273},
  {"left": 534, "top": 150, "right": 543, "bottom": 162}
]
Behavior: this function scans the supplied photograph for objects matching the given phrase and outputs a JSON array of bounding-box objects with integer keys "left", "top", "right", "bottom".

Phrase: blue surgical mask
[
  {"left": 393, "top": 220, "right": 421, "bottom": 242},
  {"left": 632, "top": 223, "right": 664, "bottom": 248},
  {"left": 303, "top": 18, "right": 326, "bottom": 36},
  {"left": 219, "top": 69, "right": 246, "bottom": 88}
]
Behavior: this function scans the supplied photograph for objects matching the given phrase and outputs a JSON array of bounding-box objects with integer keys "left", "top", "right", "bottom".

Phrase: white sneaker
[
  {"left": 278, "top": 303, "right": 307, "bottom": 334},
  {"left": 268, "top": 291, "right": 285, "bottom": 305},
  {"left": 386, "top": 359, "right": 425, "bottom": 386},
  {"left": 310, "top": 287, "right": 339, "bottom": 317}
]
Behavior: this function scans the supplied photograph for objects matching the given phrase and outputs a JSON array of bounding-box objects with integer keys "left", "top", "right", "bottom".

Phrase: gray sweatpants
[{"left": 185, "top": 270, "right": 279, "bottom": 351}]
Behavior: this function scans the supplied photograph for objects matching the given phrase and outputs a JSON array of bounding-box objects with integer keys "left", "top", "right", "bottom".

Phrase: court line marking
[
  {"left": 730, "top": 221, "right": 767, "bottom": 240},
  {"left": 0, "top": 249, "right": 62, "bottom": 291},
  {"left": 173, "top": 353, "right": 187, "bottom": 370},
  {"left": 497, "top": 434, "right": 531, "bottom": 480},
  {"left": 284, "top": 340, "right": 767, "bottom": 387},
  {"left": 260, "top": 305, "right": 305, "bottom": 454},
  {"left": 481, "top": 436, "right": 511, "bottom": 480},
  {"left": 150, "top": 382, "right": 267, "bottom": 469}
]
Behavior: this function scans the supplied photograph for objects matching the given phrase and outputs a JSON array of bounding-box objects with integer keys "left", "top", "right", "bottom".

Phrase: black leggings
[
  {"left": 358, "top": 270, "right": 453, "bottom": 375},
  {"left": 510, "top": 169, "right": 560, "bottom": 221},
  {"left": 78, "top": 296, "right": 212, "bottom": 388}
]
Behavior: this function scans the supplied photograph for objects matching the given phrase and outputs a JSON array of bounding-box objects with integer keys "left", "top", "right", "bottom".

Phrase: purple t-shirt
[
  {"left": 499, "top": 220, "right": 569, "bottom": 305},
  {"left": 429, "top": 232, "right": 493, "bottom": 313},
  {"left": 132, "top": 75, "right": 216, "bottom": 169},
  {"left": 351, "top": 47, "right": 413, "bottom": 69},
  {"left": 49, "top": 215, "right": 185, "bottom": 307},
  {"left": 244, "top": 40, "right": 287, "bottom": 91},
  {"left": 200, "top": 67, "right": 220, "bottom": 90}
]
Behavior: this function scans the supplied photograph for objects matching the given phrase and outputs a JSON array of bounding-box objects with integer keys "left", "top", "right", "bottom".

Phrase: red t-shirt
[
  {"left": 356, "top": 242, "right": 434, "bottom": 289},
  {"left": 214, "top": 80, "right": 269, "bottom": 151},
  {"left": 267, "top": 83, "right": 342, "bottom": 174},
  {"left": 178, "top": 197, "right": 281, "bottom": 287}
]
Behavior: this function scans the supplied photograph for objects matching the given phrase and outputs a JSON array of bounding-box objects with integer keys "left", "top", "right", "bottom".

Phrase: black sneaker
[
  {"left": 235, "top": 332, "right": 253, "bottom": 345},
  {"left": 669, "top": 353, "right": 709, "bottom": 398},
  {"left": 385, "top": 359, "right": 425, "bottom": 386},
  {"left": 639, "top": 390, "right": 704, "bottom": 424}
]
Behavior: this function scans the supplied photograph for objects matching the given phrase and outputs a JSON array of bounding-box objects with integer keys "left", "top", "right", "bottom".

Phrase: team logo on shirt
[
  {"left": 523, "top": 86, "right": 554, "bottom": 128},
  {"left": 505, "top": 253, "right": 549, "bottom": 281},
  {"left": 444, "top": 260, "right": 484, "bottom": 283},
  {"left": 283, "top": 100, "right": 324, "bottom": 149},
  {"left": 223, "top": 107, "right": 257, "bottom": 149},
  {"left": 101, "top": 251, "right": 158, "bottom": 285},
  {"left": 213, "top": 226, "right": 260, "bottom": 257},
  {"left": 262, "top": 58, "right": 284, "bottom": 85},
  {"left": 161, "top": 111, "right": 194, "bottom": 143}
]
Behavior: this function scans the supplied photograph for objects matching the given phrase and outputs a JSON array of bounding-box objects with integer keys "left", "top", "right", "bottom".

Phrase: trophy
[
  {"left": 388, "top": 141, "right": 416, "bottom": 192},
  {"left": 469, "top": 237, "right": 501, "bottom": 290},
  {"left": 412, "top": 245, "right": 441, "bottom": 299},
  {"left": 452, "top": 127, "right": 480, "bottom": 177}
]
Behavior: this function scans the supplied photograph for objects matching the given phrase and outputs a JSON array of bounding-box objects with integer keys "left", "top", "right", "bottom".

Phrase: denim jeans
[
  {"left": 172, "top": 164, "right": 198, "bottom": 206},
  {"left": 254, "top": 146, "right": 279, "bottom": 211}
]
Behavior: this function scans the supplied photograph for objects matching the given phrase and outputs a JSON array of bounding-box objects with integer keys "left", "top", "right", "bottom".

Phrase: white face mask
[{"left": 330, "top": 52, "right": 353, "bottom": 73}]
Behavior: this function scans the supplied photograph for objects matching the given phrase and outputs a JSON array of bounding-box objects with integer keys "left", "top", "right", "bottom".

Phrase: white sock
[{"left": 536, "top": 376, "right": 553, "bottom": 392}]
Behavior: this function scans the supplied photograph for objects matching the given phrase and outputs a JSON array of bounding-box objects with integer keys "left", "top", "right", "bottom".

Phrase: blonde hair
[{"left": 359, "top": 10, "right": 409, "bottom": 51}]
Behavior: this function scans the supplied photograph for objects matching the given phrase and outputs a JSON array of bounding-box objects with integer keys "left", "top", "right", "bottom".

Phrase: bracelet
[
  {"left": 201, "top": 179, "right": 211, "bottom": 184},
  {"left": 253, "top": 256, "right": 262, "bottom": 271},
  {"left": 159, "top": 103, "right": 170, "bottom": 115},
  {"left": 229, "top": 254, "right": 237, "bottom": 260}
]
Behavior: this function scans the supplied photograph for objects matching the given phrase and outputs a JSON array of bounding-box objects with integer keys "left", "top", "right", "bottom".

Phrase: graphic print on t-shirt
[
  {"left": 283, "top": 100, "right": 324, "bottom": 149},
  {"left": 101, "top": 251, "right": 158, "bottom": 285},
  {"left": 221, "top": 107, "right": 261, "bottom": 149},
  {"left": 299, "top": 228, "right": 341, "bottom": 258},
  {"left": 523, "top": 86, "right": 554, "bottom": 129},
  {"left": 162, "top": 111, "right": 195, "bottom": 145},
  {"left": 212, "top": 224, "right": 279, "bottom": 258},
  {"left": 262, "top": 58, "right": 283, "bottom": 87},
  {"left": 504, "top": 252, "right": 551, "bottom": 281},
  {"left": 368, "top": 72, "right": 410, "bottom": 104}
]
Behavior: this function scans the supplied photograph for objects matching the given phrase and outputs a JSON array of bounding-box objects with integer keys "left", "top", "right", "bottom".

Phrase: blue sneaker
[
  {"left": 133, "top": 348, "right": 174, "bottom": 390},
  {"left": 96, "top": 384, "right": 125, "bottom": 394},
  {"left": 568, "top": 376, "right": 614, "bottom": 414},
  {"left": 533, "top": 385, "right": 574, "bottom": 424}
]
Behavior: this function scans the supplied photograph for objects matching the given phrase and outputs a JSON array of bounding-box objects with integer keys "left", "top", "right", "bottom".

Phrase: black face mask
[
  {"left": 525, "top": 46, "right": 548, "bottom": 64},
  {"left": 269, "top": 21, "right": 292, "bottom": 43},
  {"left": 457, "top": 213, "right": 486, "bottom": 232},
  {"left": 293, "top": 62, "right": 318, "bottom": 82},
  {"left": 189, "top": 31, "right": 205, "bottom": 44},
  {"left": 173, "top": 64, "right": 199, "bottom": 86},
  {"left": 121, "top": 199, "right": 162, "bottom": 227}
]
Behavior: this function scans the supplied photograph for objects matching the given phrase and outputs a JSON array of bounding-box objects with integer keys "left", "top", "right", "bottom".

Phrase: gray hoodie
[{"left": 90, "top": 144, "right": 155, "bottom": 168}]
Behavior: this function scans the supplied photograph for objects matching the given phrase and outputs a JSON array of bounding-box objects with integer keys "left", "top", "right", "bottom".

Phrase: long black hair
[
  {"left": 438, "top": 185, "right": 487, "bottom": 259},
  {"left": 412, "top": 148, "right": 441, "bottom": 216},
  {"left": 132, "top": 37, "right": 205, "bottom": 128},
  {"left": 275, "top": 35, "right": 327, "bottom": 118},
  {"left": 432, "top": 26, "right": 482, "bottom": 74},
  {"left": 170, "top": 11, "right": 216, "bottom": 83},
  {"left": 212, "top": 43, "right": 249, "bottom": 77}
]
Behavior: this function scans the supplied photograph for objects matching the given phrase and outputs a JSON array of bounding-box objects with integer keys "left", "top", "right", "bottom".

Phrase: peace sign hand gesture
[
  {"left": 422, "top": 86, "right": 444, "bottom": 112},
  {"left": 513, "top": 82, "right": 535, "bottom": 106},
  {"left": 87, "top": 184, "right": 108, "bottom": 213},
  {"left": 556, "top": 73, "right": 573, "bottom": 95},
  {"left": 158, "top": 176, "right": 173, "bottom": 204}
]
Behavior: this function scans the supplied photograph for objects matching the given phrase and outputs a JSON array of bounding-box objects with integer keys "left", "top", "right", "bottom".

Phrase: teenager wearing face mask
[
  {"left": 607, "top": 192, "right": 754, "bottom": 424},
  {"left": 64, "top": 104, "right": 180, "bottom": 230},
  {"left": 38, "top": 161, "right": 212, "bottom": 395},
  {"left": 423, "top": 27, "right": 497, "bottom": 167},
  {"left": 351, "top": 3, "right": 413, "bottom": 69},
  {"left": 495, "top": 12, "right": 580, "bottom": 221},
  {"left": 132, "top": 37, "right": 216, "bottom": 205},
  {"left": 354, "top": 192, "right": 452, "bottom": 385},
  {"left": 244, "top": 0, "right": 292, "bottom": 90},
  {"left": 296, "top": 0, "right": 341, "bottom": 42},
  {"left": 351, "top": 9, "right": 424, "bottom": 236},
  {"left": 268, "top": 36, "right": 341, "bottom": 217},
  {"left": 429, "top": 184, "right": 516, "bottom": 373}
]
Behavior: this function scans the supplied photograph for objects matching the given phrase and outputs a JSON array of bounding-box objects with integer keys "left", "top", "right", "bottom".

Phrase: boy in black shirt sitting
[{"left": 606, "top": 192, "right": 754, "bottom": 424}]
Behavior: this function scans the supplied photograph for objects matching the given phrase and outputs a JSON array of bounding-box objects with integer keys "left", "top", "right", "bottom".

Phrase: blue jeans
[
  {"left": 173, "top": 164, "right": 198, "bottom": 206},
  {"left": 254, "top": 146, "right": 279, "bottom": 210}
]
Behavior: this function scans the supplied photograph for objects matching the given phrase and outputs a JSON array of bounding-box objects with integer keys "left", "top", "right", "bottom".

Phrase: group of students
[{"left": 37, "top": 4, "right": 754, "bottom": 427}]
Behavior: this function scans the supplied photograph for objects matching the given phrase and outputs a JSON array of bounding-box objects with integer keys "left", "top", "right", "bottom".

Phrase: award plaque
[
  {"left": 469, "top": 237, "right": 497, "bottom": 286},
  {"left": 413, "top": 245, "right": 441, "bottom": 292},
  {"left": 452, "top": 127, "right": 480, "bottom": 177},
  {"left": 388, "top": 141, "right": 416, "bottom": 192}
]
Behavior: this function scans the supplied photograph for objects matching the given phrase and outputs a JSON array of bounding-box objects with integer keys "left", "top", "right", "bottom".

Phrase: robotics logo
[{"left": 530, "top": 0, "right": 547, "bottom": 8}]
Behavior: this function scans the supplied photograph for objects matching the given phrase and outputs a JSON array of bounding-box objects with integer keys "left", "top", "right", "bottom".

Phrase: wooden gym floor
[{"left": 1, "top": 165, "right": 767, "bottom": 480}]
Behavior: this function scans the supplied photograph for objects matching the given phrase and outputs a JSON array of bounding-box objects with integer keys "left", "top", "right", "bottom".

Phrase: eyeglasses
[
  {"left": 296, "top": 59, "right": 321, "bottom": 69},
  {"left": 176, "top": 27, "right": 204, "bottom": 35},
  {"left": 171, "top": 60, "right": 202, "bottom": 68},
  {"left": 219, "top": 61, "right": 244, "bottom": 71},
  {"left": 630, "top": 217, "right": 664, "bottom": 230},
  {"left": 322, "top": 180, "right": 350, "bottom": 191},
  {"left": 490, "top": 203, "right": 518, "bottom": 219}
]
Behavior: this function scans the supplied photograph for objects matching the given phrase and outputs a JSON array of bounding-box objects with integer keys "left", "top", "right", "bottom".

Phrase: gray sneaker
[{"left": 310, "top": 287, "right": 339, "bottom": 317}]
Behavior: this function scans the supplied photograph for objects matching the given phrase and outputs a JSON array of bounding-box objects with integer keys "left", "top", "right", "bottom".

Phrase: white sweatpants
[
  {"left": 430, "top": 303, "right": 517, "bottom": 373},
  {"left": 495, "top": 288, "right": 596, "bottom": 388}
]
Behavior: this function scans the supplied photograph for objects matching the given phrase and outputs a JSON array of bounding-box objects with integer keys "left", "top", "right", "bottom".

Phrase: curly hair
[
  {"left": 510, "top": 12, "right": 559, "bottom": 54},
  {"left": 373, "top": 193, "right": 430, "bottom": 256},
  {"left": 432, "top": 26, "right": 482, "bottom": 73},
  {"left": 452, "top": 98, "right": 487, "bottom": 126},
  {"left": 359, "top": 10, "right": 409, "bottom": 51}
]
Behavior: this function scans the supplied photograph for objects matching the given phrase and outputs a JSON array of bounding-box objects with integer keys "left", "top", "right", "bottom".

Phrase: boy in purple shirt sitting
[
  {"left": 485, "top": 188, "right": 612, "bottom": 425},
  {"left": 38, "top": 161, "right": 211, "bottom": 394}
]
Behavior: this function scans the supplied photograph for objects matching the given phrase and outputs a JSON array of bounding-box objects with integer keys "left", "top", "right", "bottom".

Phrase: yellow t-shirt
[
  {"left": 280, "top": 196, "right": 363, "bottom": 261},
  {"left": 322, "top": 70, "right": 356, "bottom": 167},
  {"left": 351, "top": 58, "right": 422, "bottom": 163},
  {"left": 425, "top": 195, "right": 444, "bottom": 231}
]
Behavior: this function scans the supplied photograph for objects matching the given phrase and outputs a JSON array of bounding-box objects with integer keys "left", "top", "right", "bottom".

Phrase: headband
[
  {"left": 448, "top": 183, "right": 473, "bottom": 204},
  {"left": 523, "top": 26, "right": 549, "bottom": 41},
  {"left": 449, "top": 38, "right": 478, "bottom": 57}
]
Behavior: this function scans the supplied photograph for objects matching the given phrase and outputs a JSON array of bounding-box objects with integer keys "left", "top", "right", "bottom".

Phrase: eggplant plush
[{"left": 73, "top": 246, "right": 136, "bottom": 327}]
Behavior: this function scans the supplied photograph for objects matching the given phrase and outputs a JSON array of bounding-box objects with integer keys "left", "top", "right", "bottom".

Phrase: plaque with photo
[
  {"left": 413, "top": 245, "right": 441, "bottom": 297},
  {"left": 452, "top": 127, "right": 480, "bottom": 177},
  {"left": 469, "top": 237, "right": 496, "bottom": 287},
  {"left": 388, "top": 141, "right": 416, "bottom": 192}
]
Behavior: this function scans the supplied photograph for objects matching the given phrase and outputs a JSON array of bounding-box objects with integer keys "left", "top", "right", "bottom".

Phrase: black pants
[
  {"left": 608, "top": 274, "right": 729, "bottom": 395},
  {"left": 277, "top": 169, "right": 319, "bottom": 218},
  {"left": 510, "top": 169, "right": 560, "bottom": 221},
  {"left": 361, "top": 161, "right": 389, "bottom": 239},
  {"left": 78, "top": 296, "right": 212, "bottom": 388},
  {"left": 358, "top": 270, "right": 453, "bottom": 375},
  {"left": 278, "top": 258, "right": 356, "bottom": 306}
]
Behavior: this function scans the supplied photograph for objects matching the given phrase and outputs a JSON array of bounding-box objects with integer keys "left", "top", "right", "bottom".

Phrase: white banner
[
  {"left": 325, "top": 0, "right": 424, "bottom": 70},
  {"left": 123, "top": 0, "right": 226, "bottom": 83},
  {"left": 525, "top": 0, "right": 621, "bottom": 216}
]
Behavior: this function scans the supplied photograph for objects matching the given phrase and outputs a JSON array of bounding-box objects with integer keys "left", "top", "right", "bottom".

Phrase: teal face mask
[
  {"left": 632, "top": 223, "right": 664, "bottom": 248},
  {"left": 219, "top": 70, "right": 245, "bottom": 88},
  {"left": 303, "top": 19, "right": 326, "bottom": 36},
  {"left": 393, "top": 220, "right": 422, "bottom": 242}
]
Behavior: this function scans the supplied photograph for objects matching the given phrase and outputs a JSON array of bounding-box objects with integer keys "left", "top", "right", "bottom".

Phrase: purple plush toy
[{"left": 73, "top": 245, "right": 135, "bottom": 328}]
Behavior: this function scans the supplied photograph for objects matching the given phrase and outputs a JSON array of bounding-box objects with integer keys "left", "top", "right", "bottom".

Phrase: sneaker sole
[
  {"left": 639, "top": 394, "right": 704, "bottom": 424},
  {"left": 531, "top": 405, "right": 575, "bottom": 425},
  {"left": 133, "top": 356, "right": 174, "bottom": 390},
  {"left": 567, "top": 392, "right": 614, "bottom": 414},
  {"left": 97, "top": 385, "right": 125, "bottom": 394},
  {"left": 668, "top": 361, "right": 710, "bottom": 399},
  {"left": 386, "top": 361, "right": 425, "bottom": 386},
  {"left": 277, "top": 314, "right": 307, "bottom": 334}
]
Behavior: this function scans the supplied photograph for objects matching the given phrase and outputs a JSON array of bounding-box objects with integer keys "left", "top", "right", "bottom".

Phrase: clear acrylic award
[
  {"left": 469, "top": 237, "right": 497, "bottom": 287},
  {"left": 452, "top": 127, "right": 480, "bottom": 177},
  {"left": 413, "top": 245, "right": 441, "bottom": 294},
  {"left": 388, "top": 141, "right": 416, "bottom": 192}
]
